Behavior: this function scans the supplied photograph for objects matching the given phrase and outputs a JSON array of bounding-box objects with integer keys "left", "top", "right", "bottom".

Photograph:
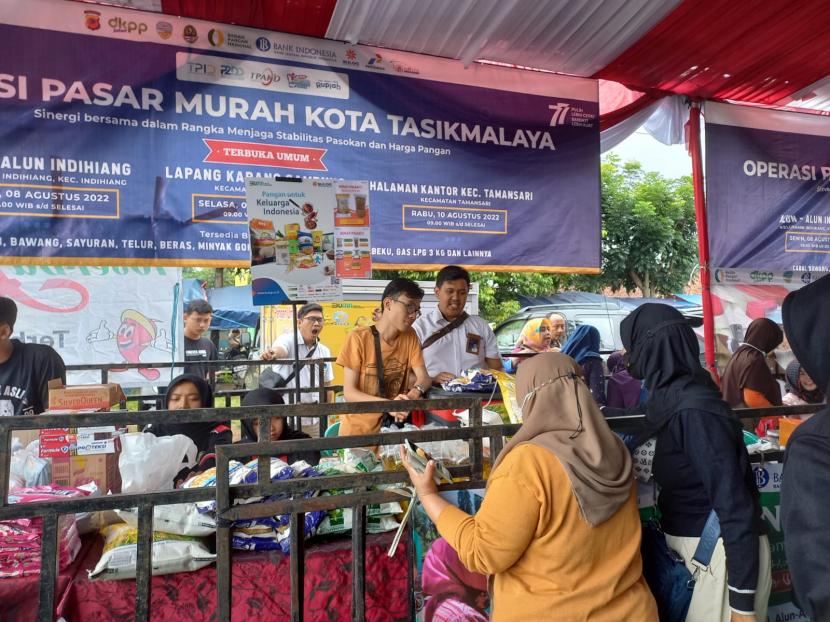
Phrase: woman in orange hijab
[{"left": 510, "top": 317, "right": 553, "bottom": 369}]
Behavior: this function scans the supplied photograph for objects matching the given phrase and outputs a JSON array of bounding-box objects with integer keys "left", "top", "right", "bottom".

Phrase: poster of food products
[
  {"left": 247, "top": 177, "right": 341, "bottom": 305},
  {"left": 334, "top": 181, "right": 371, "bottom": 228},
  {"left": 333, "top": 181, "right": 372, "bottom": 278},
  {"left": 335, "top": 228, "right": 372, "bottom": 278}
]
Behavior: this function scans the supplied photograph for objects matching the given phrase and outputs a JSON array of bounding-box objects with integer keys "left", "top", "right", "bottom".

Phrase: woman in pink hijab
[{"left": 422, "top": 538, "right": 488, "bottom": 622}]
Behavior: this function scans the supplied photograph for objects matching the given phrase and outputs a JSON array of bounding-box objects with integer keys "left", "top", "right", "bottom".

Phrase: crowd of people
[{"left": 2, "top": 267, "right": 829, "bottom": 622}]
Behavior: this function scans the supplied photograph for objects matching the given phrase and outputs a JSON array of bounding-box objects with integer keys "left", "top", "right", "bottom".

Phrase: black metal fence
[
  {"left": 0, "top": 400, "right": 821, "bottom": 621},
  {"left": 66, "top": 358, "right": 340, "bottom": 435}
]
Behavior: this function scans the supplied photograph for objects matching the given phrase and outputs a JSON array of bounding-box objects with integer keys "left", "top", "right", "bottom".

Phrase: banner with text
[
  {"left": 1, "top": 266, "right": 182, "bottom": 388},
  {"left": 706, "top": 101, "right": 830, "bottom": 273},
  {"left": 0, "top": 0, "right": 600, "bottom": 271}
]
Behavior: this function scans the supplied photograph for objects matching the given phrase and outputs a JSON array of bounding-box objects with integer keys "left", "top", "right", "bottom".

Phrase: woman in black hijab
[
  {"left": 721, "top": 318, "right": 784, "bottom": 409},
  {"left": 782, "top": 359, "right": 824, "bottom": 406},
  {"left": 150, "top": 373, "right": 231, "bottom": 455},
  {"left": 781, "top": 274, "right": 830, "bottom": 621},
  {"left": 621, "top": 303, "right": 770, "bottom": 622},
  {"left": 239, "top": 388, "right": 320, "bottom": 466}
]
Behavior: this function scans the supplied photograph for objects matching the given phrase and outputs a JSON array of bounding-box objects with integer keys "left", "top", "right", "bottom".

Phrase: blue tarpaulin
[
  {"left": 182, "top": 280, "right": 259, "bottom": 330},
  {"left": 208, "top": 285, "right": 259, "bottom": 330}
]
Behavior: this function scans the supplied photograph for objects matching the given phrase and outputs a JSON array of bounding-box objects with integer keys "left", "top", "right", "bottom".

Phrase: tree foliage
[
  {"left": 183, "top": 267, "right": 250, "bottom": 287},
  {"left": 593, "top": 155, "right": 698, "bottom": 297}
]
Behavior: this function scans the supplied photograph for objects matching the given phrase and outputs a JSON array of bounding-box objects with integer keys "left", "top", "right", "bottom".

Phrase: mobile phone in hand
[{"left": 404, "top": 439, "right": 453, "bottom": 484}]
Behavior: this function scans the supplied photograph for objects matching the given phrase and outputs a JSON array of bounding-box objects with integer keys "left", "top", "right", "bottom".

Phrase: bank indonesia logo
[
  {"left": 754, "top": 467, "right": 769, "bottom": 489},
  {"left": 548, "top": 102, "right": 570, "bottom": 126},
  {"left": 256, "top": 37, "right": 271, "bottom": 52}
]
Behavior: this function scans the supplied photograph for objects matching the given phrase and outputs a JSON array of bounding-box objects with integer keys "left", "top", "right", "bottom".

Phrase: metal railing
[
  {"left": 65, "top": 358, "right": 340, "bottom": 436},
  {"left": 0, "top": 396, "right": 488, "bottom": 621},
  {"left": 0, "top": 401, "right": 819, "bottom": 621},
  {"left": 67, "top": 356, "right": 335, "bottom": 391}
]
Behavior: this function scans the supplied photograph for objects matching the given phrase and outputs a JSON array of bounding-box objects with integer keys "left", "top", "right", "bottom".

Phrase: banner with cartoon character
[
  {"left": 0, "top": 0, "right": 599, "bottom": 272},
  {"left": 1, "top": 265, "right": 182, "bottom": 387}
]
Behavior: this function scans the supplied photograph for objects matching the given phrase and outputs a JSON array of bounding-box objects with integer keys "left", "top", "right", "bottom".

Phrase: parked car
[
  {"left": 494, "top": 300, "right": 704, "bottom": 357},
  {"left": 494, "top": 302, "right": 629, "bottom": 355}
]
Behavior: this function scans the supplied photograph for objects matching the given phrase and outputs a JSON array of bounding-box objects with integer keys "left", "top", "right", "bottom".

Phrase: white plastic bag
[
  {"left": 118, "top": 433, "right": 197, "bottom": 494},
  {"left": 9, "top": 440, "right": 51, "bottom": 489}
]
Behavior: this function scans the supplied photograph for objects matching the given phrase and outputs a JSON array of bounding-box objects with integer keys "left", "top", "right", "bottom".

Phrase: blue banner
[
  {"left": 706, "top": 101, "right": 830, "bottom": 274},
  {"left": 0, "top": 0, "right": 600, "bottom": 272}
]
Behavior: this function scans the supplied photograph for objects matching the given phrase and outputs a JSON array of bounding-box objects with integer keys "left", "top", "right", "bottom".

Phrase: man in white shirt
[
  {"left": 413, "top": 265, "right": 503, "bottom": 384},
  {"left": 261, "top": 303, "right": 334, "bottom": 403},
  {"left": 546, "top": 312, "right": 567, "bottom": 349}
]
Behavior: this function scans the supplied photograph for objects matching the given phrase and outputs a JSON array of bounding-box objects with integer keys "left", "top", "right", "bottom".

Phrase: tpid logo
[
  {"left": 187, "top": 61, "right": 216, "bottom": 76},
  {"left": 252, "top": 68, "right": 280, "bottom": 86}
]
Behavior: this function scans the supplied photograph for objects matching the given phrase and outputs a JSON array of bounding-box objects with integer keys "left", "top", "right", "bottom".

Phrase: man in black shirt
[
  {"left": 183, "top": 299, "right": 217, "bottom": 380},
  {"left": 0, "top": 297, "right": 66, "bottom": 416}
]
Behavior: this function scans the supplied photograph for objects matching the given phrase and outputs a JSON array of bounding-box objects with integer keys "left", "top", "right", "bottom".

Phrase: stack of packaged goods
[
  {"left": 0, "top": 485, "right": 88, "bottom": 578},
  {"left": 182, "top": 457, "right": 327, "bottom": 553},
  {"left": 315, "top": 448, "right": 405, "bottom": 536}
]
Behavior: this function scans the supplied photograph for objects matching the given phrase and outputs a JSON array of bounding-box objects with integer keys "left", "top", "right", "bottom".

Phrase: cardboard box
[
  {"left": 11, "top": 429, "right": 40, "bottom": 448},
  {"left": 39, "top": 428, "right": 121, "bottom": 458},
  {"left": 38, "top": 408, "right": 124, "bottom": 459},
  {"left": 51, "top": 453, "right": 121, "bottom": 494},
  {"left": 48, "top": 380, "right": 125, "bottom": 411}
]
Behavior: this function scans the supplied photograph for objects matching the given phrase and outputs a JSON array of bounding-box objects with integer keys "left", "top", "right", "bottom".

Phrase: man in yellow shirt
[{"left": 336, "top": 277, "right": 432, "bottom": 435}]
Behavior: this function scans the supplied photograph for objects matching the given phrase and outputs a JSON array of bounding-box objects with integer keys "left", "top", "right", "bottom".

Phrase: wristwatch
[{"left": 414, "top": 383, "right": 427, "bottom": 397}]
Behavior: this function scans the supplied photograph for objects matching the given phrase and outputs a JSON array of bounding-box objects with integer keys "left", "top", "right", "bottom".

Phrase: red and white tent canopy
[{"left": 87, "top": 0, "right": 830, "bottom": 143}]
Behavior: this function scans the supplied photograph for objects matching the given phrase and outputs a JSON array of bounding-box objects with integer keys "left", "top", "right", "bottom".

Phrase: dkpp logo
[
  {"left": 750, "top": 270, "right": 774, "bottom": 283},
  {"left": 109, "top": 16, "right": 148, "bottom": 35}
]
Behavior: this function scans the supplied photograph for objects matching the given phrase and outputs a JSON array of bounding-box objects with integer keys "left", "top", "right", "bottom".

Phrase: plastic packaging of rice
[
  {"left": 88, "top": 523, "right": 216, "bottom": 580},
  {"left": 317, "top": 511, "right": 400, "bottom": 536},
  {"left": 229, "top": 461, "right": 327, "bottom": 552},
  {"left": 180, "top": 460, "right": 252, "bottom": 514},
  {"left": 115, "top": 503, "right": 217, "bottom": 537}
]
